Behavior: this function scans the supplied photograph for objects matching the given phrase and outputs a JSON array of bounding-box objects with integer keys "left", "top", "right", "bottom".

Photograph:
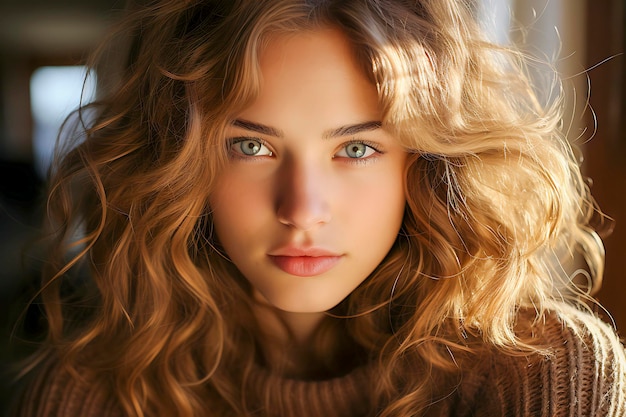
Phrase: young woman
[{"left": 13, "top": 0, "right": 626, "bottom": 416}]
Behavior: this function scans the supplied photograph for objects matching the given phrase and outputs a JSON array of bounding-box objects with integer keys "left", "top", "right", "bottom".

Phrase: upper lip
[{"left": 268, "top": 246, "right": 342, "bottom": 257}]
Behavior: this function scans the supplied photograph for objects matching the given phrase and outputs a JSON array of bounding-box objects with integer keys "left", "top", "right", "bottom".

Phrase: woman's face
[{"left": 210, "top": 28, "right": 407, "bottom": 313}]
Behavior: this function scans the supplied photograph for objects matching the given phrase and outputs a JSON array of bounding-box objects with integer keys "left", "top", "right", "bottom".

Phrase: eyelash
[
  {"left": 334, "top": 140, "right": 383, "bottom": 163},
  {"left": 226, "top": 137, "right": 384, "bottom": 163},
  {"left": 227, "top": 137, "right": 273, "bottom": 159}
]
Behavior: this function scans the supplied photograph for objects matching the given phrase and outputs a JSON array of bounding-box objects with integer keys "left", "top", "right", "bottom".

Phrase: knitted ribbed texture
[
  {"left": 12, "top": 307, "right": 626, "bottom": 417},
  {"left": 245, "top": 365, "right": 371, "bottom": 416},
  {"left": 469, "top": 306, "right": 626, "bottom": 417},
  {"left": 15, "top": 360, "right": 122, "bottom": 417}
]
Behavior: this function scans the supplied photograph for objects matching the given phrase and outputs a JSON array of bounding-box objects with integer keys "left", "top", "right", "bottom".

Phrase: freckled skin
[{"left": 210, "top": 28, "right": 407, "bottom": 316}]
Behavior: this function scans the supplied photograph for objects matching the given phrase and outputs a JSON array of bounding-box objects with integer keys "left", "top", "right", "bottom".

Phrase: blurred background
[
  {"left": 0, "top": 0, "right": 123, "bottom": 412},
  {"left": 0, "top": 0, "right": 624, "bottom": 412}
]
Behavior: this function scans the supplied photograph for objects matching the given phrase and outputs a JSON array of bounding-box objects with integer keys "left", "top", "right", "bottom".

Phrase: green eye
[
  {"left": 229, "top": 138, "right": 273, "bottom": 157},
  {"left": 240, "top": 139, "right": 262, "bottom": 155},
  {"left": 345, "top": 143, "right": 367, "bottom": 158},
  {"left": 335, "top": 142, "right": 377, "bottom": 159}
]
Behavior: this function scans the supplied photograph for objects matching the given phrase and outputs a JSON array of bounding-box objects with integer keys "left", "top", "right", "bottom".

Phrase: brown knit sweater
[{"left": 13, "top": 307, "right": 626, "bottom": 416}]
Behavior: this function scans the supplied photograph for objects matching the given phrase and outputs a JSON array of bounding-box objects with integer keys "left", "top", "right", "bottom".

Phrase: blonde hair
[{"left": 27, "top": 0, "right": 604, "bottom": 415}]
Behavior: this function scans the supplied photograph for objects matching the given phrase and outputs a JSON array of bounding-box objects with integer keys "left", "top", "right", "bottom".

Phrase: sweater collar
[{"left": 245, "top": 361, "right": 374, "bottom": 417}]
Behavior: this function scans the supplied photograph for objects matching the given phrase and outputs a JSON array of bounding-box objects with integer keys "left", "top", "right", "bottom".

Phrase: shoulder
[
  {"left": 462, "top": 305, "right": 626, "bottom": 417},
  {"left": 11, "top": 356, "right": 122, "bottom": 417}
]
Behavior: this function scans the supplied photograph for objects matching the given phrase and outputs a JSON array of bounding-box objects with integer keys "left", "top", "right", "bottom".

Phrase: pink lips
[{"left": 268, "top": 247, "right": 342, "bottom": 277}]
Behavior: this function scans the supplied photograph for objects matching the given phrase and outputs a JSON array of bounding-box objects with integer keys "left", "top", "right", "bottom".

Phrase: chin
[{"left": 267, "top": 295, "right": 346, "bottom": 315}]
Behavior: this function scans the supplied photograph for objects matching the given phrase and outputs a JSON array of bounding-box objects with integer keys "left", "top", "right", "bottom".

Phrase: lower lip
[{"left": 269, "top": 256, "right": 342, "bottom": 277}]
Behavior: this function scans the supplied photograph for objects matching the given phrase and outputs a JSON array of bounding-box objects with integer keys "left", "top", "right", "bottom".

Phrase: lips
[{"left": 268, "top": 247, "right": 343, "bottom": 277}]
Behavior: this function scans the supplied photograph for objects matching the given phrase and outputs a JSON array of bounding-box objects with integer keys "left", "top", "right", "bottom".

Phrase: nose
[{"left": 275, "top": 158, "right": 331, "bottom": 230}]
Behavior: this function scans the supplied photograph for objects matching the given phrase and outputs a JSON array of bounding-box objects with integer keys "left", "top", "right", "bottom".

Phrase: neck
[
  {"left": 251, "top": 292, "right": 365, "bottom": 379},
  {"left": 252, "top": 291, "right": 326, "bottom": 344},
  {"left": 259, "top": 306, "right": 324, "bottom": 342},
  {"left": 252, "top": 294, "right": 340, "bottom": 378}
]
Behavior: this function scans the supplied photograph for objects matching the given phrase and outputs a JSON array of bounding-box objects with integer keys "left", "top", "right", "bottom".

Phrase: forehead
[
  {"left": 259, "top": 27, "right": 361, "bottom": 74},
  {"left": 237, "top": 28, "right": 381, "bottom": 127}
]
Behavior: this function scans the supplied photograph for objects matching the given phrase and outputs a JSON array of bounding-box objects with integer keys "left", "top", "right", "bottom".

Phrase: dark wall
[
  {"left": 0, "top": 1, "right": 122, "bottom": 413},
  {"left": 585, "top": 0, "right": 626, "bottom": 332}
]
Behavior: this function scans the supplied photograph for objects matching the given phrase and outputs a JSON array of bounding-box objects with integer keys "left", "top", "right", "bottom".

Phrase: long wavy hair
[{"left": 24, "top": 0, "right": 604, "bottom": 415}]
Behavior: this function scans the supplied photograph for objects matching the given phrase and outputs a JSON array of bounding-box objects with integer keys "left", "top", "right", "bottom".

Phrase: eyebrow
[
  {"left": 232, "top": 119, "right": 382, "bottom": 139},
  {"left": 232, "top": 119, "right": 282, "bottom": 137}
]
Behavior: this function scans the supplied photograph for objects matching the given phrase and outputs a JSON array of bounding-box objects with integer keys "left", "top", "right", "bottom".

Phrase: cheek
[
  {"left": 210, "top": 173, "right": 268, "bottom": 241},
  {"left": 376, "top": 167, "right": 407, "bottom": 233},
  {"left": 340, "top": 169, "right": 406, "bottom": 256},
  {"left": 347, "top": 167, "right": 406, "bottom": 220},
  {"left": 372, "top": 187, "right": 406, "bottom": 241}
]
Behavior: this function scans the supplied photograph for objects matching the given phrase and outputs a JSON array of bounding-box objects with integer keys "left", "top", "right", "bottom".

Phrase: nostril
[
  {"left": 275, "top": 185, "right": 331, "bottom": 230},
  {"left": 276, "top": 201, "right": 331, "bottom": 230}
]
